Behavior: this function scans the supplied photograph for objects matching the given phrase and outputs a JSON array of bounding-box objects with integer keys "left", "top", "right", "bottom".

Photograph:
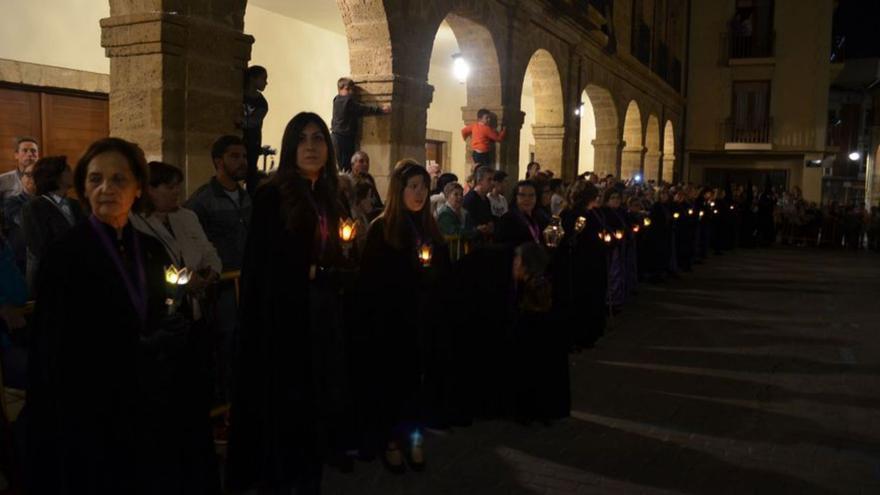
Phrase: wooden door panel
[
  {"left": 41, "top": 93, "right": 109, "bottom": 167},
  {"left": 0, "top": 88, "right": 41, "bottom": 173}
]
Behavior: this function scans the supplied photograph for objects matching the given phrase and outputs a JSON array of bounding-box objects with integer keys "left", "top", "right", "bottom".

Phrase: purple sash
[{"left": 88, "top": 215, "right": 147, "bottom": 323}]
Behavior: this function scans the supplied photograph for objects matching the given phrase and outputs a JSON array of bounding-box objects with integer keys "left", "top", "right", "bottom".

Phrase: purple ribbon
[
  {"left": 305, "top": 191, "right": 329, "bottom": 255},
  {"left": 88, "top": 215, "right": 147, "bottom": 323},
  {"left": 518, "top": 210, "right": 541, "bottom": 244}
]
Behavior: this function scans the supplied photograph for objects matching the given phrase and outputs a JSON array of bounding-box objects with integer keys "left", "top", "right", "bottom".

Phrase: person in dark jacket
[
  {"left": 331, "top": 77, "right": 390, "bottom": 173},
  {"left": 27, "top": 138, "right": 219, "bottom": 495},
  {"left": 241, "top": 65, "right": 269, "bottom": 197},
  {"left": 2, "top": 162, "right": 36, "bottom": 274},
  {"left": 226, "top": 113, "right": 351, "bottom": 493},
  {"left": 356, "top": 159, "right": 450, "bottom": 474},
  {"left": 21, "top": 156, "right": 85, "bottom": 294},
  {"left": 496, "top": 180, "right": 547, "bottom": 248}
]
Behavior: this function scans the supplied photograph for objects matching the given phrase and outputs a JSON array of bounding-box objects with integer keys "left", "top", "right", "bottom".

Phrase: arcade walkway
[{"left": 324, "top": 247, "right": 880, "bottom": 494}]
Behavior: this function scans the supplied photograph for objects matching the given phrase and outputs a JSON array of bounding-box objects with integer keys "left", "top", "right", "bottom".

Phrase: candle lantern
[
  {"left": 673, "top": 212, "right": 680, "bottom": 219},
  {"left": 710, "top": 201, "right": 716, "bottom": 208},
  {"left": 418, "top": 243, "right": 433, "bottom": 268},
  {"left": 603, "top": 232, "right": 612, "bottom": 243},
  {"left": 688, "top": 208, "right": 694, "bottom": 216},
  {"left": 338, "top": 218, "right": 357, "bottom": 258},
  {"left": 713, "top": 209, "right": 719, "bottom": 215},
  {"left": 543, "top": 216, "right": 565, "bottom": 248},
  {"left": 164, "top": 265, "right": 191, "bottom": 315},
  {"left": 643, "top": 217, "right": 652, "bottom": 227},
  {"left": 632, "top": 224, "right": 640, "bottom": 233},
  {"left": 730, "top": 205, "right": 735, "bottom": 211},
  {"left": 614, "top": 230, "right": 624, "bottom": 240},
  {"left": 575, "top": 216, "right": 587, "bottom": 234},
  {"left": 699, "top": 210, "right": 705, "bottom": 218}
]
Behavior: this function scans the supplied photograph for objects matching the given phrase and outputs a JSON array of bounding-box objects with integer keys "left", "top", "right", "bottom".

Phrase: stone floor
[{"left": 322, "top": 247, "right": 880, "bottom": 494}]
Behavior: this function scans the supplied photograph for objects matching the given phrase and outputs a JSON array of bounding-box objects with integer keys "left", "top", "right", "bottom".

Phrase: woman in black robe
[
  {"left": 496, "top": 180, "right": 547, "bottom": 248},
  {"left": 602, "top": 188, "right": 627, "bottom": 313},
  {"left": 226, "top": 113, "right": 350, "bottom": 494},
  {"left": 27, "top": 138, "right": 219, "bottom": 495},
  {"left": 555, "top": 180, "right": 606, "bottom": 348},
  {"left": 357, "top": 160, "right": 450, "bottom": 473},
  {"left": 510, "top": 242, "right": 568, "bottom": 424}
]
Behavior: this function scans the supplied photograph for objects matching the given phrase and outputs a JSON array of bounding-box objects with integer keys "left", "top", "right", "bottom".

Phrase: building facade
[
  {"left": 0, "top": 0, "right": 689, "bottom": 197},
  {"left": 684, "top": 0, "right": 834, "bottom": 203}
]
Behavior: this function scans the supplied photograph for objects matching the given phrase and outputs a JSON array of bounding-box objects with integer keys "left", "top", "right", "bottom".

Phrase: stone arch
[
  {"left": 662, "top": 120, "right": 676, "bottom": 183},
  {"left": 521, "top": 49, "right": 565, "bottom": 175},
  {"left": 644, "top": 114, "right": 661, "bottom": 182},
  {"left": 621, "top": 100, "right": 644, "bottom": 180},
  {"left": 426, "top": 11, "right": 504, "bottom": 173},
  {"left": 578, "top": 84, "right": 619, "bottom": 176}
]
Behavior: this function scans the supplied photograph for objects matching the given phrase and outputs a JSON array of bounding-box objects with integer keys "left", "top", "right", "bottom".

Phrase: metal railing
[
  {"left": 726, "top": 29, "right": 775, "bottom": 59},
  {"left": 724, "top": 117, "right": 773, "bottom": 144}
]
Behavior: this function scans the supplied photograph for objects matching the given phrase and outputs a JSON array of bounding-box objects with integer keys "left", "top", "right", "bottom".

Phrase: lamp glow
[
  {"left": 452, "top": 54, "right": 470, "bottom": 83},
  {"left": 614, "top": 230, "right": 624, "bottom": 240},
  {"left": 673, "top": 212, "right": 680, "bottom": 219},
  {"left": 688, "top": 208, "right": 694, "bottom": 215},
  {"left": 419, "top": 244, "right": 433, "bottom": 267},
  {"left": 848, "top": 151, "right": 861, "bottom": 161},
  {"left": 643, "top": 217, "right": 652, "bottom": 227}
]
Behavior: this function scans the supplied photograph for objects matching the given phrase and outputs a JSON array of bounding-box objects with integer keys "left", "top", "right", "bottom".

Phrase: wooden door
[{"left": 0, "top": 85, "right": 108, "bottom": 174}]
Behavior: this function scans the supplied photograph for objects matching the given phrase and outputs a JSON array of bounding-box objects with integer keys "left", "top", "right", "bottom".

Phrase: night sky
[{"left": 833, "top": 0, "right": 880, "bottom": 59}]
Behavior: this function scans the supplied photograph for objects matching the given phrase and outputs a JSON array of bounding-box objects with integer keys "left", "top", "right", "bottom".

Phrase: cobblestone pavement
[{"left": 322, "top": 248, "right": 880, "bottom": 494}]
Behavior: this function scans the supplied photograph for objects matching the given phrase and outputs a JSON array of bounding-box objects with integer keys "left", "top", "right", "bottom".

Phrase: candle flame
[
  {"left": 603, "top": 233, "right": 612, "bottom": 243},
  {"left": 643, "top": 217, "right": 652, "bottom": 227},
  {"left": 614, "top": 230, "right": 624, "bottom": 240},
  {"left": 164, "top": 265, "right": 190, "bottom": 286},
  {"left": 339, "top": 219, "right": 357, "bottom": 243},
  {"left": 688, "top": 209, "right": 694, "bottom": 215},
  {"left": 632, "top": 225, "right": 640, "bottom": 233},
  {"left": 673, "top": 212, "right": 680, "bottom": 219},
  {"left": 419, "top": 244, "right": 433, "bottom": 266}
]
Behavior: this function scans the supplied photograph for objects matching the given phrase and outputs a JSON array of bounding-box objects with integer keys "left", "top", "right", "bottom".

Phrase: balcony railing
[
  {"left": 724, "top": 118, "right": 773, "bottom": 144},
  {"left": 726, "top": 29, "right": 775, "bottom": 59}
]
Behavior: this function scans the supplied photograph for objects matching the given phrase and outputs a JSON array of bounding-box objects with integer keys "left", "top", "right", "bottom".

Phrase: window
[
  {"left": 729, "top": 0, "right": 775, "bottom": 58},
  {"left": 730, "top": 81, "right": 771, "bottom": 143}
]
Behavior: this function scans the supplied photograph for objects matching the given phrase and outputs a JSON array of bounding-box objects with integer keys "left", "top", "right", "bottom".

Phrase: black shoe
[{"left": 382, "top": 448, "right": 406, "bottom": 475}]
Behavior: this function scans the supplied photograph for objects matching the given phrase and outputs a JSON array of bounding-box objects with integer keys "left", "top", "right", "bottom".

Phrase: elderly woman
[
  {"left": 21, "top": 156, "right": 84, "bottom": 293},
  {"left": 26, "top": 138, "right": 219, "bottom": 495},
  {"left": 131, "top": 161, "right": 222, "bottom": 321}
]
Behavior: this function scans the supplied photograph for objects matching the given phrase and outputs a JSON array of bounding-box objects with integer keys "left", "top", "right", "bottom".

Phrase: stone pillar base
[
  {"left": 621, "top": 148, "right": 646, "bottom": 181},
  {"left": 592, "top": 139, "right": 622, "bottom": 177},
  {"left": 644, "top": 151, "right": 662, "bottom": 182},
  {"left": 662, "top": 156, "right": 676, "bottom": 183},
  {"left": 533, "top": 124, "right": 566, "bottom": 176}
]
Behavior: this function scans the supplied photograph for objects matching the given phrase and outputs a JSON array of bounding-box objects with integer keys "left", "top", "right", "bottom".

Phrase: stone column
[
  {"left": 592, "top": 138, "right": 622, "bottom": 177},
  {"left": 644, "top": 151, "right": 662, "bottom": 182},
  {"left": 620, "top": 147, "right": 646, "bottom": 181},
  {"left": 533, "top": 124, "right": 566, "bottom": 176},
  {"left": 101, "top": 7, "right": 253, "bottom": 195},
  {"left": 662, "top": 155, "right": 676, "bottom": 183},
  {"left": 354, "top": 74, "right": 434, "bottom": 198}
]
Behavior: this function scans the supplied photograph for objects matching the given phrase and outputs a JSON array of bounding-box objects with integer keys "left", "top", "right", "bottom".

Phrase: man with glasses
[{"left": 1, "top": 137, "right": 39, "bottom": 202}]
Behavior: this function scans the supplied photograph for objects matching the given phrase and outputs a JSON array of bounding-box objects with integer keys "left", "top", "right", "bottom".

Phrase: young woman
[
  {"left": 496, "top": 180, "right": 547, "bottom": 248},
  {"left": 27, "top": 138, "right": 218, "bottom": 494},
  {"left": 357, "top": 159, "right": 450, "bottom": 473},
  {"left": 227, "top": 112, "right": 350, "bottom": 494}
]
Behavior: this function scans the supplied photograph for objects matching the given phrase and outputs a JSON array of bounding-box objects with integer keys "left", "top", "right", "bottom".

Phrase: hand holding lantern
[
  {"left": 543, "top": 216, "right": 565, "bottom": 248},
  {"left": 164, "top": 265, "right": 192, "bottom": 315},
  {"left": 418, "top": 243, "right": 433, "bottom": 268},
  {"left": 339, "top": 218, "right": 357, "bottom": 258}
]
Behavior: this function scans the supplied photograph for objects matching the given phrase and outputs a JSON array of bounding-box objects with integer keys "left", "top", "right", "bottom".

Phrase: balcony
[
  {"left": 723, "top": 118, "right": 773, "bottom": 150},
  {"left": 654, "top": 42, "right": 669, "bottom": 81},
  {"left": 548, "top": 0, "right": 610, "bottom": 35},
  {"left": 723, "top": 30, "right": 775, "bottom": 61}
]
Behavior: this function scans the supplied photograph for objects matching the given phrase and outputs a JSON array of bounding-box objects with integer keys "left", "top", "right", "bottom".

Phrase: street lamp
[
  {"left": 574, "top": 101, "right": 585, "bottom": 116},
  {"left": 849, "top": 151, "right": 862, "bottom": 161},
  {"left": 452, "top": 53, "right": 469, "bottom": 83}
]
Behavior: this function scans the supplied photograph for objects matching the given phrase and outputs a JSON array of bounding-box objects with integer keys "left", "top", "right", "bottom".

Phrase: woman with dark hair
[
  {"left": 357, "top": 159, "right": 450, "bottom": 473},
  {"left": 227, "top": 112, "right": 351, "bottom": 494},
  {"left": 21, "top": 156, "right": 84, "bottom": 293},
  {"left": 555, "top": 179, "right": 607, "bottom": 348},
  {"left": 131, "top": 161, "right": 222, "bottom": 321},
  {"left": 242, "top": 65, "right": 269, "bottom": 196},
  {"left": 496, "top": 180, "right": 547, "bottom": 248},
  {"left": 27, "top": 138, "right": 219, "bottom": 494}
]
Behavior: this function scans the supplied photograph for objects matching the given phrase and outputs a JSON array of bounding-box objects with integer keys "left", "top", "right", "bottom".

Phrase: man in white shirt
[{"left": 0, "top": 137, "right": 39, "bottom": 201}]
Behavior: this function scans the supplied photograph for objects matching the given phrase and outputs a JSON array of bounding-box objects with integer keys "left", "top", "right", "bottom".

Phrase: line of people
[{"left": 0, "top": 110, "right": 748, "bottom": 495}]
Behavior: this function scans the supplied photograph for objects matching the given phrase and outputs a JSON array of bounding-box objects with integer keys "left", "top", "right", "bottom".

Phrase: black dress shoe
[{"left": 382, "top": 448, "right": 406, "bottom": 475}]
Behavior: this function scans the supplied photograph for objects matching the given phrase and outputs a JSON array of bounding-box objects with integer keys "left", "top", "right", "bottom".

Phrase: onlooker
[
  {"left": 132, "top": 161, "right": 222, "bottom": 321},
  {"left": 461, "top": 109, "right": 506, "bottom": 167},
  {"left": 3, "top": 161, "right": 37, "bottom": 273},
  {"left": 437, "top": 182, "right": 476, "bottom": 240},
  {"left": 430, "top": 172, "right": 458, "bottom": 217},
  {"left": 0, "top": 137, "right": 39, "bottom": 202},
  {"left": 349, "top": 150, "right": 383, "bottom": 214},
  {"left": 549, "top": 178, "right": 565, "bottom": 217},
  {"left": 488, "top": 170, "right": 509, "bottom": 218},
  {"left": 241, "top": 65, "right": 269, "bottom": 197},
  {"left": 21, "top": 156, "right": 84, "bottom": 294},
  {"left": 185, "top": 135, "right": 251, "bottom": 405},
  {"left": 462, "top": 165, "right": 496, "bottom": 240},
  {"left": 525, "top": 161, "right": 541, "bottom": 180},
  {"left": 331, "top": 77, "right": 391, "bottom": 173}
]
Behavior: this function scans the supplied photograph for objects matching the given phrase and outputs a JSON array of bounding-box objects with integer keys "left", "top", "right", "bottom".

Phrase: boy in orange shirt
[{"left": 461, "top": 109, "right": 506, "bottom": 167}]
